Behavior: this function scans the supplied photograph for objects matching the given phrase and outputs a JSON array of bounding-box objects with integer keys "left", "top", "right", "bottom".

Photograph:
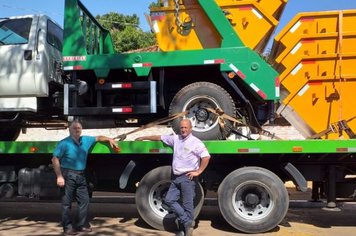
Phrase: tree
[
  {"left": 96, "top": 12, "right": 156, "bottom": 52},
  {"left": 149, "top": 1, "right": 162, "bottom": 8}
]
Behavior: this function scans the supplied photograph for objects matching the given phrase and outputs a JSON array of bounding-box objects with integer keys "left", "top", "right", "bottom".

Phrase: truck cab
[{"left": 0, "top": 15, "right": 63, "bottom": 140}]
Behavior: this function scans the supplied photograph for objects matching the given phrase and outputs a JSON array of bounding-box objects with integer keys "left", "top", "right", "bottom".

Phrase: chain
[
  {"left": 173, "top": 0, "right": 193, "bottom": 36},
  {"left": 174, "top": 0, "right": 182, "bottom": 29}
]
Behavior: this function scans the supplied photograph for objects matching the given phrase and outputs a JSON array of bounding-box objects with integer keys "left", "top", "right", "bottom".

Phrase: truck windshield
[{"left": 0, "top": 18, "right": 32, "bottom": 45}]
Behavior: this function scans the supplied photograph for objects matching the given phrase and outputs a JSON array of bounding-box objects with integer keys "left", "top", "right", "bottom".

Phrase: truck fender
[
  {"left": 119, "top": 160, "right": 136, "bottom": 189},
  {"left": 284, "top": 162, "right": 308, "bottom": 192}
]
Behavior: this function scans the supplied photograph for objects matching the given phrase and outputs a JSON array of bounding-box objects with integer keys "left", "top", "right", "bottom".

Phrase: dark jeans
[
  {"left": 164, "top": 174, "right": 196, "bottom": 226},
  {"left": 61, "top": 169, "right": 90, "bottom": 231}
]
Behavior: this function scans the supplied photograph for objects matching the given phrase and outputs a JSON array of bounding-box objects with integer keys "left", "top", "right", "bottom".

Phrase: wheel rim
[
  {"left": 232, "top": 181, "right": 274, "bottom": 221},
  {"left": 182, "top": 95, "right": 219, "bottom": 133},
  {"left": 148, "top": 180, "right": 172, "bottom": 217}
]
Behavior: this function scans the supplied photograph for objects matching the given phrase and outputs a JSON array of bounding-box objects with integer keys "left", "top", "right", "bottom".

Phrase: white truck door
[
  {"left": 36, "top": 16, "right": 63, "bottom": 91},
  {"left": 0, "top": 15, "right": 39, "bottom": 96}
]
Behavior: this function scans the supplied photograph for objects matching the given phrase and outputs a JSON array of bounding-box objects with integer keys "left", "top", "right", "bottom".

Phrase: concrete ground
[{"left": 0, "top": 192, "right": 356, "bottom": 236}]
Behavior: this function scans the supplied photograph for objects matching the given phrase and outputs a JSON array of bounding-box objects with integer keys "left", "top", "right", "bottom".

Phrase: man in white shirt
[{"left": 136, "top": 119, "right": 211, "bottom": 236}]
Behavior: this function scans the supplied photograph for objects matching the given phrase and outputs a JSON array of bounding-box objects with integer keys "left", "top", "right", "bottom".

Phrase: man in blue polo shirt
[{"left": 52, "top": 120, "right": 118, "bottom": 235}]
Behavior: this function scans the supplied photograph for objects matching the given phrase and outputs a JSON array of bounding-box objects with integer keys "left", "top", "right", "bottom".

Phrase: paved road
[{"left": 0, "top": 199, "right": 356, "bottom": 236}]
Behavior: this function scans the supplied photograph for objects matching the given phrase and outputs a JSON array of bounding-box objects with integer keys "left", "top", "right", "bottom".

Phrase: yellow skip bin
[
  {"left": 271, "top": 9, "right": 356, "bottom": 139},
  {"left": 149, "top": 0, "right": 287, "bottom": 53}
]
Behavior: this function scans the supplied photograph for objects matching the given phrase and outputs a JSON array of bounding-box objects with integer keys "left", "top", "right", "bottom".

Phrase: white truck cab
[{"left": 0, "top": 15, "right": 63, "bottom": 140}]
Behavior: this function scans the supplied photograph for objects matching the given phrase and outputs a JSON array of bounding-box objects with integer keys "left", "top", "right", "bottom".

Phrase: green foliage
[
  {"left": 97, "top": 12, "right": 140, "bottom": 31},
  {"left": 96, "top": 12, "right": 156, "bottom": 52},
  {"left": 149, "top": 1, "right": 162, "bottom": 8},
  {"left": 112, "top": 26, "right": 156, "bottom": 52}
]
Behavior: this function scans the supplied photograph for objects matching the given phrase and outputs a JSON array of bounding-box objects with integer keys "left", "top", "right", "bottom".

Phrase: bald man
[{"left": 136, "top": 119, "right": 211, "bottom": 236}]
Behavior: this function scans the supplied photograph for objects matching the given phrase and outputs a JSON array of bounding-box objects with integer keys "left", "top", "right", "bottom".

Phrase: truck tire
[
  {"left": 135, "top": 166, "right": 204, "bottom": 231},
  {"left": 169, "top": 82, "right": 236, "bottom": 140},
  {"left": 218, "top": 166, "right": 289, "bottom": 233},
  {"left": 0, "top": 126, "right": 21, "bottom": 141},
  {"left": 0, "top": 183, "right": 15, "bottom": 198}
]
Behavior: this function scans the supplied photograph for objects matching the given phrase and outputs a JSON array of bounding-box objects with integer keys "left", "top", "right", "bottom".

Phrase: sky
[{"left": 1, "top": 0, "right": 356, "bottom": 49}]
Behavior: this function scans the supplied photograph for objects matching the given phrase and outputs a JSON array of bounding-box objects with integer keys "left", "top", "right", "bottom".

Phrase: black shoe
[
  {"left": 64, "top": 229, "right": 78, "bottom": 235},
  {"left": 77, "top": 227, "right": 92, "bottom": 232}
]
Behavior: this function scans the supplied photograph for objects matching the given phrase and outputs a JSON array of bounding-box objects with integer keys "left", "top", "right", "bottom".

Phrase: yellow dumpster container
[
  {"left": 149, "top": 0, "right": 287, "bottom": 53},
  {"left": 271, "top": 10, "right": 356, "bottom": 139},
  {"left": 270, "top": 10, "right": 356, "bottom": 66}
]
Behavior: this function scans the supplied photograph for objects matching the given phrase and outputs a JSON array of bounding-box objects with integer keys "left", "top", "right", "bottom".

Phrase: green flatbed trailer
[{"left": 1, "top": 139, "right": 356, "bottom": 233}]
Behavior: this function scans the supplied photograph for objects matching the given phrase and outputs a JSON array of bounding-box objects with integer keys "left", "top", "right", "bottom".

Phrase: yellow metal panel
[
  {"left": 279, "top": 54, "right": 356, "bottom": 139},
  {"left": 281, "top": 80, "right": 356, "bottom": 140},
  {"left": 270, "top": 10, "right": 356, "bottom": 64},
  {"left": 218, "top": 2, "right": 278, "bottom": 52},
  {"left": 216, "top": 0, "right": 288, "bottom": 18},
  {"left": 277, "top": 34, "right": 356, "bottom": 83},
  {"left": 150, "top": 0, "right": 287, "bottom": 52},
  {"left": 152, "top": 5, "right": 220, "bottom": 51},
  {"left": 251, "top": 0, "right": 288, "bottom": 19}
]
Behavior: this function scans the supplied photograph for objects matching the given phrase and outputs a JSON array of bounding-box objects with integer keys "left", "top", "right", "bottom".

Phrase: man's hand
[
  {"left": 186, "top": 170, "right": 201, "bottom": 180},
  {"left": 97, "top": 136, "right": 119, "bottom": 150},
  {"left": 186, "top": 156, "right": 210, "bottom": 180},
  {"left": 57, "top": 176, "right": 65, "bottom": 187},
  {"left": 108, "top": 138, "right": 118, "bottom": 149}
]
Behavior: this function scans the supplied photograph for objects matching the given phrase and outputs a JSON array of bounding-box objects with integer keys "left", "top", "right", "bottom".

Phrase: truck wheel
[
  {"left": 135, "top": 166, "right": 204, "bottom": 231},
  {"left": 0, "top": 183, "right": 15, "bottom": 198},
  {"left": 169, "top": 82, "right": 236, "bottom": 140},
  {"left": 218, "top": 167, "right": 289, "bottom": 233},
  {"left": 0, "top": 126, "right": 21, "bottom": 141}
]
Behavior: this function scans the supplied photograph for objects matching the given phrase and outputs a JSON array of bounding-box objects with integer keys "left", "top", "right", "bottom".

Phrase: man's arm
[
  {"left": 96, "top": 136, "right": 118, "bottom": 149},
  {"left": 135, "top": 135, "right": 161, "bottom": 141},
  {"left": 197, "top": 156, "right": 210, "bottom": 174},
  {"left": 52, "top": 156, "right": 65, "bottom": 187}
]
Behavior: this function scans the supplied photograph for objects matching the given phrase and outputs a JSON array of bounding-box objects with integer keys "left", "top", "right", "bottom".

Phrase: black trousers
[{"left": 61, "top": 170, "right": 90, "bottom": 231}]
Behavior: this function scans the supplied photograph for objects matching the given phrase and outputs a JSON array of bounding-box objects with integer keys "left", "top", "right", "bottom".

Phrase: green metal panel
[
  {"left": 62, "top": 0, "right": 114, "bottom": 57},
  {"left": 0, "top": 142, "right": 58, "bottom": 154},
  {"left": 1, "top": 140, "right": 356, "bottom": 155},
  {"left": 64, "top": 47, "right": 279, "bottom": 100}
]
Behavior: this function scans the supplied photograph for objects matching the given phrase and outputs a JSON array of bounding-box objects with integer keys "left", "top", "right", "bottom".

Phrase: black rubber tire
[
  {"left": 0, "top": 126, "right": 20, "bottom": 141},
  {"left": 169, "top": 82, "right": 236, "bottom": 140},
  {"left": 135, "top": 166, "right": 204, "bottom": 231},
  {"left": 218, "top": 167, "right": 289, "bottom": 233},
  {"left": 0, "top": 183, "right": 16, "bottom": 198}
]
